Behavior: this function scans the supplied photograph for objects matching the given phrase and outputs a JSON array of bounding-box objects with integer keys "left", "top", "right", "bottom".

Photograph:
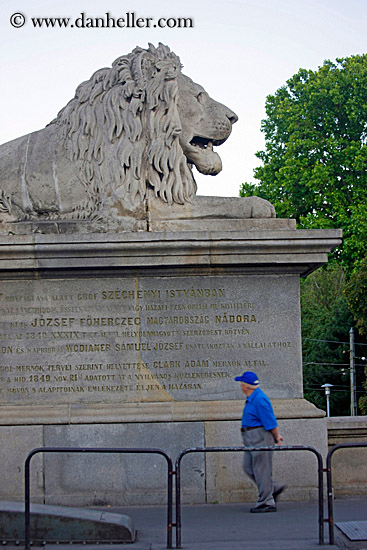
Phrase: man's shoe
[
  {"left": 250, "top": 504, "right": 277, "bottom": 513},
  {"left": 273, "top": 485, "right": 286, "bottom": 503}
]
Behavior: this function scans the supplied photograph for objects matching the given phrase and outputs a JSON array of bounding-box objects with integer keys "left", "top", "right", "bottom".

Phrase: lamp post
[{"left": 321, "top": 383, "right": 334, "bottom": 417}]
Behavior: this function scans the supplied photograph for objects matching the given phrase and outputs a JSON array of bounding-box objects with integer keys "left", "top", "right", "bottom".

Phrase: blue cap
[{"left": 234, "top": 371, "right": 259, "bottom": 385}]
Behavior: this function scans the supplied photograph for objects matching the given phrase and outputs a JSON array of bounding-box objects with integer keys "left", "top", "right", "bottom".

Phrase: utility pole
[{"left": 349, "top": 327, "right": 357, "bottom": 416}]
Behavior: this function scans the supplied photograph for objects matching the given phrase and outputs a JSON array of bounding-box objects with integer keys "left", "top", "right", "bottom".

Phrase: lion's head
[{"left": 55, "top": 43, "right": 237, "bottom": 211}]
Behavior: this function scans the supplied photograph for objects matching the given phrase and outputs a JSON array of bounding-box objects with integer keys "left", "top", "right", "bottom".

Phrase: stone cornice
[{"left": 0, "top": 227, "right": 342, "bottom": 277}]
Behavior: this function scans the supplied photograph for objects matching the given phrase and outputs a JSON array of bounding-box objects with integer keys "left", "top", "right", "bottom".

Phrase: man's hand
[{"left": 270, "top": 427, "right": 283, "bottom": 446}]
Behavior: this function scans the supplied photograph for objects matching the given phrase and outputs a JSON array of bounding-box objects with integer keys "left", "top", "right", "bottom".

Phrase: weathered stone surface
[
  {"left": 0, "top": 273, "right": 303, "bottom": 406},
  {"left": 0, "top": 44, "right": 275, "bottom": 230},
  {"left": 327, "top": 416, "right": 367, "bottom": 497},
  {"left": 0, "top": 219, "right": 342, "bottom": 505},
  {"left": 0, "top": 398, "right": 324, "bottom": 426},
  {"left": 43, "top": 422, "right": 205, "bottom": 506},
  {"left": 0, "top": 228, "right": 342, "bottom": 274},
  {"left": 0, "top": 426, "right": 43, "bottom": 502},
  {"left": 147, "top": 193, "right": 276, "bottom": 231},
  {"left": 272, "top": 417, "right": 328, "bottom": 501}
]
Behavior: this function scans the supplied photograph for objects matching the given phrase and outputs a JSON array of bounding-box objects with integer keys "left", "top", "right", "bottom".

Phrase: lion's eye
[{"left": 196, "top": 92, "right": 208, "bottom": 105}]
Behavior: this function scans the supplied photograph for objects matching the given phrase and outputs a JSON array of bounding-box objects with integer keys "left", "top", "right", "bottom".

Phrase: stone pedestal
[{"left": 0, "top": 220, "right": 341, "bottom": 504}]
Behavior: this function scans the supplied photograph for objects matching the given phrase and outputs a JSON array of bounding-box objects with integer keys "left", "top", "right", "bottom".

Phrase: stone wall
[
  {"left": 0, "top": 404, "right": 327, "bottom": 506},
  {"left": 1, "top": 412, "right": 366, "bottom": 505},
  {"left": 327, "top": 416, "right": 367, "bottom": 497},
  {"left": 0, "top": 224, "right": 341, "bottom": 505}
]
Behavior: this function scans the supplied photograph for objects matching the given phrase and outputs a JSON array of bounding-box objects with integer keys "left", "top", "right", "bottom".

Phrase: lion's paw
[{"left": 243, "top": 196, "right": 276, "bottom": 218}]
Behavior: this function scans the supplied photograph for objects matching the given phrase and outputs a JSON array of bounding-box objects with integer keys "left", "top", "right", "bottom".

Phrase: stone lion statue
[{"left": 0, "top": 43, "right": 275, "bottom": 227}]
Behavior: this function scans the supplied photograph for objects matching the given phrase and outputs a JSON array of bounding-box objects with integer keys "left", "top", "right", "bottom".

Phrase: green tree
[
  {"left": 359, "top": 373, "right": 367, "bottom": 415},
  {"left": 345, "top": 254, "right": 367, "bottom": 413},
  {"left": 240, "top": 53, "right": 367, "bottom": 413},
  {"left": 345, "top": 254, "right": 367, "bottom": 335},
  {"left": 240, "top": 54, "right": 367, "bottom": 271},
  {"left": 301, "top": 264, "right": 354, "bottom": 415}
]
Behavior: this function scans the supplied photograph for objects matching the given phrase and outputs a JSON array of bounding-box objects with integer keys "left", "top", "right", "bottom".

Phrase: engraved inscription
[{"left": 0, "top": 276, "right": 302, "bottom": 403}]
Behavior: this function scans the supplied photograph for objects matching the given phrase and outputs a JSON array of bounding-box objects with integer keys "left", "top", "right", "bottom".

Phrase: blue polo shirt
[{"left": 242, "top": 387, "right": 277, "bottom": 431}]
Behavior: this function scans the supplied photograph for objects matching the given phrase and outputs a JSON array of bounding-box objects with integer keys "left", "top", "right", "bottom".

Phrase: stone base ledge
[
  {"left": 0, "top": 398, "right": 324, "bottom": 426},
  {"left": 327, "top": 416, "right": 367, "bottom": 444},
  {"left": 3, "top": 217, "right": 297, "bottom": 235},
  {"left": 327, "top": 415, "right": 367, "bottom": 430}
]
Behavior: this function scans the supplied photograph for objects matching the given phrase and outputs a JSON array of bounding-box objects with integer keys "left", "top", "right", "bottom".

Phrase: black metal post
[
  {"left": 315, "top": 446, "right": 325, "bottom": 545},
  {"left": 166, "top": 456, "right": 174, "bottom": 549},
  {"left": 175, "top": 445, "right": 324, "bottom": 549},
  {"left": 24, "top": 451, "right": 33, "bottom": 550},
  {"left": 175, "top": 453, "right": 182, "bottom": 549},
  {"left": 326, "top": 443, "right": 367, "bottom": 545},
  {"left": 24, "top": 447, "right": 173, "bottom": 550}
]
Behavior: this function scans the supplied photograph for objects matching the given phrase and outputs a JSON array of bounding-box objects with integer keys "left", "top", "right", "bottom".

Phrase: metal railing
[
  {"left": 24, "top": 447, "right": 174, "bottom": 549},
  {"left": 326, "top": 442, "right": 367, "bottom": 545},
  {"left": 23, "top": 443, "right": 331, "bottom": 549},
  {"left": 175, "top": 445, "right": 325, "bottom": 548}
]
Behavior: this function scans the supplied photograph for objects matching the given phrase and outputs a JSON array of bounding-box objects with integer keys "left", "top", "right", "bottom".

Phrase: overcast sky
[{"left": 1, "top": 0, "right": 367, "bottom": 197}]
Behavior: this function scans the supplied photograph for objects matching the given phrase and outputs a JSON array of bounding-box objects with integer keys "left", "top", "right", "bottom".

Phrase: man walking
[{"left": 235, "top": 371, "right": 285, "bottom": 513}]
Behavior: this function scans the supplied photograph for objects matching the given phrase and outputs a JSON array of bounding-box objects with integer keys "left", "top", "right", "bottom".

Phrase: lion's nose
[{"left": 227, "top": 109, "right": 238, "bottom": 125}]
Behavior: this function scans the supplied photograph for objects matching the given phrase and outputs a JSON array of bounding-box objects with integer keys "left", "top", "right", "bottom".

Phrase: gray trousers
[{"left": 242, "top": 427, "right": 282, "bottom": 507}]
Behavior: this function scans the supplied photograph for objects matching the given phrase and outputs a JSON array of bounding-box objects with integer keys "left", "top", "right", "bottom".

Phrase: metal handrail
[
  {"left": 24, "top": 447, "right": 174, "bottom": 549},
  {"left": 175, "top": 445, "right": 324, "bottom": 548},
  {"left": 326, "top": 442, "right": 367, "bottom": 545}
]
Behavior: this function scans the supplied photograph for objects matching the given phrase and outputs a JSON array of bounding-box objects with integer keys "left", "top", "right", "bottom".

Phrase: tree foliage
[
  {"left": 239, "top": 55, "right": 367, "bottom": 413},
  {"left": 345, "top": 254, "right": 367, "bottom": 413},
  {"left": 240, "top": 54, "right": 367, "bottom": 270},
  {"left": 301, "top": 264, "right": 354, "bottom": 415},
  {"left": 360, "top": 379, "right": 367, "bottom": 415},
  {"left": 345, "top": 254, "right": 367, "bottom": 336}
]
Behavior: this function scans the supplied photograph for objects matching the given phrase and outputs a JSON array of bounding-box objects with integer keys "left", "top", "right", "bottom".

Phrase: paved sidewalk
[
  {"left": 115, "top": 496, "right": 367, "bottom": 549},
  {"left": 3, "top": 497, "right": 366, "bottom": 549}
]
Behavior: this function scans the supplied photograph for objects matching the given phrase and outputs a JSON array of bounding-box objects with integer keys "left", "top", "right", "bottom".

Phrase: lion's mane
[{"left": 55, "top": 43, "right": 196, "bottom": 214}]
